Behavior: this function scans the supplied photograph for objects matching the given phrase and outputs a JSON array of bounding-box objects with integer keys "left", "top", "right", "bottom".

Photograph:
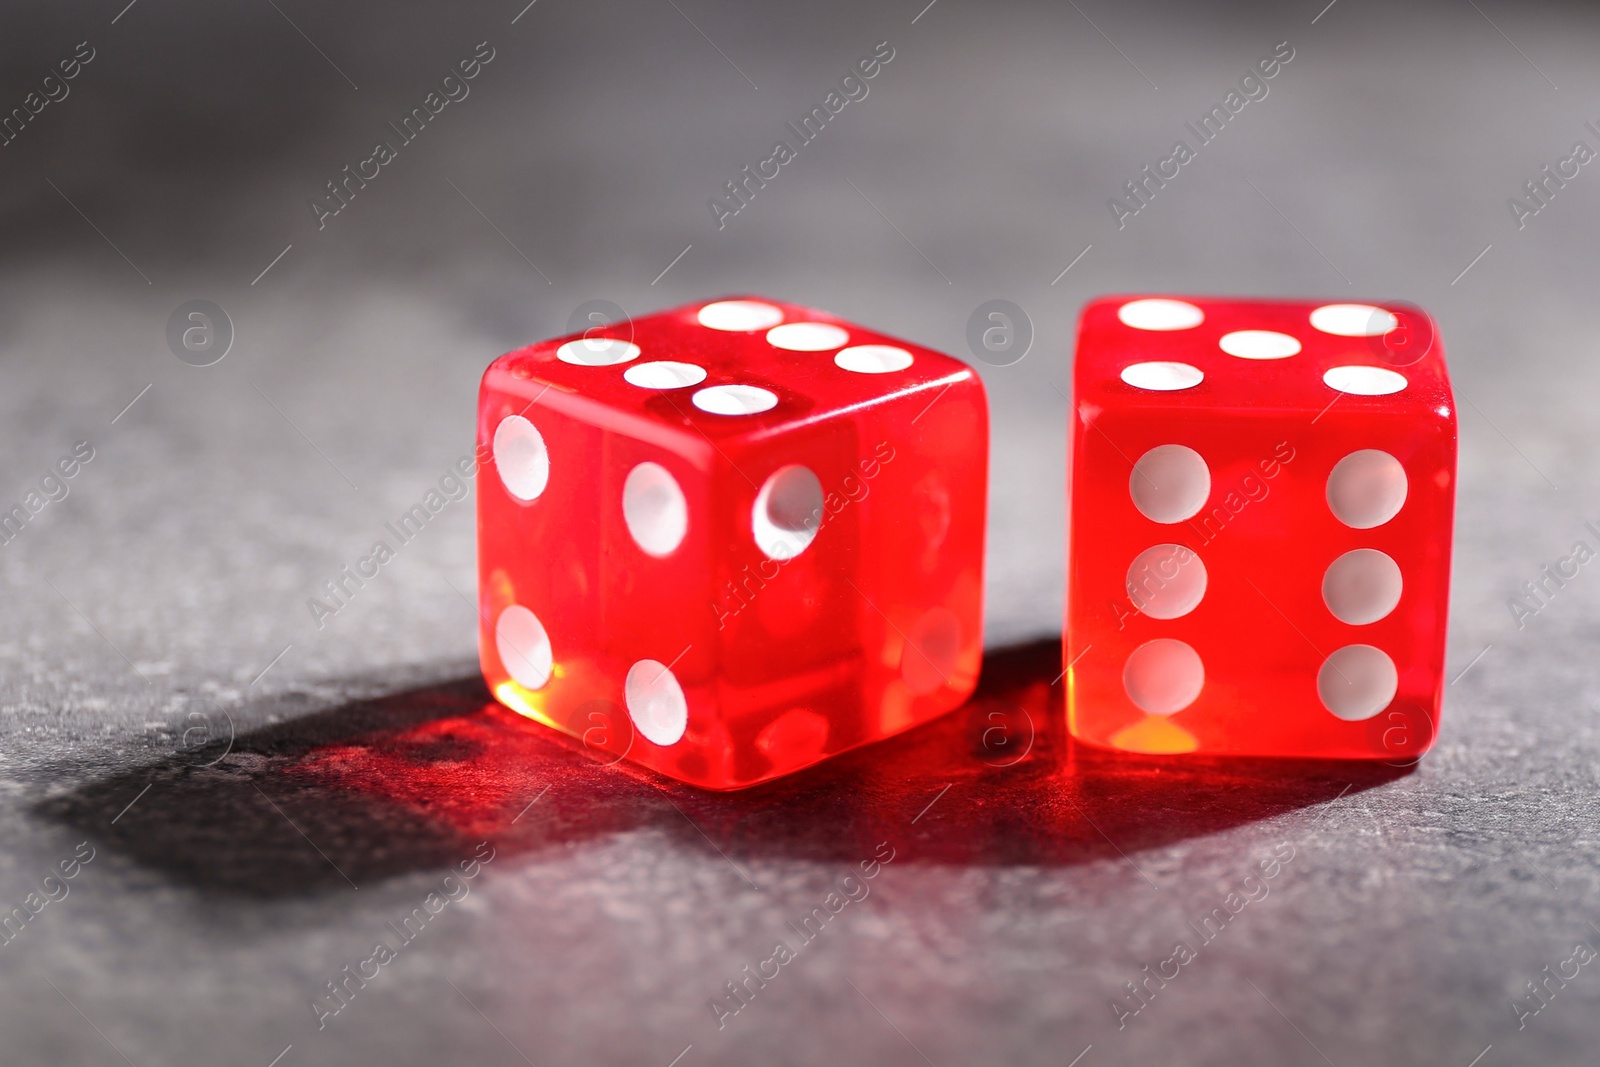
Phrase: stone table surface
[{"left": 2, "top": 0, "right": 1599, "bottom": 1064}]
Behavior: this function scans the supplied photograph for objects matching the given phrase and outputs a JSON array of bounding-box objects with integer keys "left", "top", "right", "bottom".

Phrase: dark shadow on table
[{"left": 33, "top": 639, "right": 1409, "bottom": 899}]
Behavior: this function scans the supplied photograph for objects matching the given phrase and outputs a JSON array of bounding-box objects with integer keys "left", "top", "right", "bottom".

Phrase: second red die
[
  {"left": 1066, "top": 296, "right": 1456, "bottom": 760},
  {"left": 478, "top": 297, "right": 988, "bottom": 789}
]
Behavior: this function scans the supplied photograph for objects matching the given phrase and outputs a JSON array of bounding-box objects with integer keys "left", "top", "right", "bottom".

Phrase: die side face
[
  {"left": 1067, "top": 296, "right": 1457, "bottom": 760},
  {"left": 478, "top": 297, "right": 987, "bottom": 789}
]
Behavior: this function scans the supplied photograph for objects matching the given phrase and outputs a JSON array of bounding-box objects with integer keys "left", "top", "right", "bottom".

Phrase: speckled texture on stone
[{"left": 2, "top": 1, "right": 1599, "bottom": 1064}]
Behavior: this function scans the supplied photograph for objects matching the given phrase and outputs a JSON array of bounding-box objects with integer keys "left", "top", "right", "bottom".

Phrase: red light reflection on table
[{"left": 278, "top": 640, "right": 1399, "bottom": 875}]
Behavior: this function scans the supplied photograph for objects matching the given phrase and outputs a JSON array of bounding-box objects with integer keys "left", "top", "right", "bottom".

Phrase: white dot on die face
[
  {"left": 1323, "top": 549, "right": 1403, "bottom": 625},
  {"left": 625, "top": 659, "right": 688, "bottom": 745},
  {"left": 902, "top": 607, "right": 962, "bottom": 696},
  {"left": 1326, "top": 449, "right": 1408, "bottom": 529},
  {"left": 1130, "top": 445, "right": 1211, "bottom": 524},
  {"left": 622, "top": 462, "right": 688, "bottom": 558},
  {"left": 766, "top": 322, "right": 849, "bottom": 351},
  {"left": 753, "top": 465, "right": 823, "bottom": 560},
  {"left": 1219, "top": 330, "right": 1302, "bottom": 360},
  {"left": 623, "top": 361, "right": 707, "bottom": 389},
  {"left": 1324, "top": 365, "right": 1407, "bottom": 395},
  {"left": 493, "top": 415, "right": 550, "bottom": 502},
  {"left": 1121, "top": 361, "right": 1204, "bottom": 391},
  {"left": 835, "top": 345, "right": 914, "bottom": 374},
  {"left": 1117, "top": 298, "right": 1205, "bottom": 331},
  {"left": 495, "top": 605, "right": 553, "bottom": 690},
  {"left": 1317, "top": 644, "right": 1398, "bottom": 721},
  {"left": 692, "top": 384, "right": 778, "bottom": 415},
  {"left": 1310, "top": 303, "right": 1398, "bottom": 337},
  {"left": 556, "top": 338, "right": 640, "bottom": 367},
  {"left": 1126, "top": 544, "right": 1207, "bottom": 619},
  {"left": 1123, "top": 638, "right": 1205, "bottom": 715},
  {"left": 697, "top": 300, "right": 784, "bottom": 331}
]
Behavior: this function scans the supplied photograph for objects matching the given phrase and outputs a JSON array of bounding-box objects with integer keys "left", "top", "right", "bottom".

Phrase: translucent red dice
[
  {"left": 478, "top": 297, "right": 987, "bottom": 789},
  {"left": 1066, "top": 296, "right": 1456, "bottom": 759}
]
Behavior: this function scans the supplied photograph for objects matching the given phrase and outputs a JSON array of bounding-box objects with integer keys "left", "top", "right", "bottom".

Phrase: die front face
[
  {"left": 1067, "top": 296, "right": 1456, "bottom": 760},
  {"left": 478, "top": 297, "right": 987, "bottom": 789}
]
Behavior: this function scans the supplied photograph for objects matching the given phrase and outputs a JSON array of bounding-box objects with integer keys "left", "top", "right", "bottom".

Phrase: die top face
[
  {"left": 482, "top": 296, "right": 978, "bottom": 455},
  {"left": 1077, "top": 295, "right": 1453, "bottom": 419}
]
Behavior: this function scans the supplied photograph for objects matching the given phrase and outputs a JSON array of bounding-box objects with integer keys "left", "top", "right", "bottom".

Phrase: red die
[
  {"left": 1066, "top": 296, "right": 1456, "bottom": 760},
  {"left": 477, "top": 297, "right": 987, "bottom": 789}
]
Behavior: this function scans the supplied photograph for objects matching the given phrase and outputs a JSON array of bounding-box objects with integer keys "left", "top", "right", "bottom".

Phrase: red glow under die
[
  {"left": 478, "top": 297, "right": 987, "bottom": 789},
  {"left": 1066, "top": 296, "right": 1456, "bottom": 759}
]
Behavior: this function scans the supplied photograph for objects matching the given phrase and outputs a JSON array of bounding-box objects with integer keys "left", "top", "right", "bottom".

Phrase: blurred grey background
[{"left": 3, "top": 0, "right": 1600, "bottom": 1064}]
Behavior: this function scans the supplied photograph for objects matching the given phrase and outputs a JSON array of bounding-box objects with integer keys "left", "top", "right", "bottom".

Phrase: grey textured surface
[{"left": 2, "top": 0, "right": 1599, "bottom": 1064}]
